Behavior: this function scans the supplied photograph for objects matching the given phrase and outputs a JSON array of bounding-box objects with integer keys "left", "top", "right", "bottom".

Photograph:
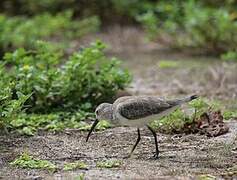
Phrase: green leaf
[
  {"left": 10, "top": 152, "right": 57, "bottom": 172},
  {"left": 63, "top": 161, "right": 87, "bottom": 171},
  {"left": 96, "top": 160, "right": 121, "bottom": 168}
]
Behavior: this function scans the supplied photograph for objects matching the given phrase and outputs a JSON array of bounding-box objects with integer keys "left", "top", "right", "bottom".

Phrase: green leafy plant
[
  {"left": 77, "top": 120, "right": 111, "bottom": 132},
  {"left": 0, "top": 12, "right": 100, "bottom": 52},
  {"left": 221, "top": 51, "right": 237, "bottom": 61},
  {"left": 0, "top": 0, "right": 154, "bottom": 24},
  {"left": 138, "top": 0, "right": 237, "bottom": 56},
  {"left": 63, "top": 161, "right": 87, "bottom": 171},
  {"left": 0, "top": 40, "right": 130, "bottom": 134},
  {"left": 10, "top": 152, "right": 57, "bottom": 172},
  {"left": 0, "top": 66, "right": 30, "bottom": 131},
  {"left": 158, "top": 60, "right": 179, "bottom": 68},
  {"left": 74, "top": 174, "right": 85, "bottom": 180},
  {"left": 197, "top": 174, "right": 216, "bottom": 180},
  {"left": 3, "top": 40, "right": 131, "bottom": 112},
  {"left": 95, "top": 120, "right": 111, "bottom": 130},
  {"left": 96, "top": 160, "right": 121, "bottom": 168},
  {"left": 9, "top": 112, "right": 92, "bottom": 135},
  {"left": 151, "top": 97, "right": 225, "bottom": 134},
  {"left": 151, "top": 109, "right": 192, "bottom": 134},
  {"left": 136, "top": 11, "right": 159, "bottom": 39},
  {"left": 223, "top": 110, "right": 237, "bottom": 120}
]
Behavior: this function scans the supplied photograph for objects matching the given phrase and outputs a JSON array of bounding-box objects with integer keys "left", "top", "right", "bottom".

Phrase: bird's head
[
  {"left": 86, "top": 103, "right": 112, "bottom": 142},
  {"left": 95, "top": 103, "right": 113, "bottom": 120}
]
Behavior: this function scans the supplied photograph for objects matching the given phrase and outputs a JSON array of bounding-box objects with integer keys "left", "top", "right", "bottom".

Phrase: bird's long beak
[{"left": 86, "top": 118, "right": 99, "bottom": 142}]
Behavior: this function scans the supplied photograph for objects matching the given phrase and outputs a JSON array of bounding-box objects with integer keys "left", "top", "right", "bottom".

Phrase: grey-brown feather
[{"left": 116, "top": 96, "right": 174, "bottom": 120}]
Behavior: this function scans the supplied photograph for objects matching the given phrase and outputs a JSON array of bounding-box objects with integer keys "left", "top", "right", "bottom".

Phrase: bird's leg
[
  {"left": 129, "top": 128, "right": 141, "bottom": 157},
  {"left": 147, "top": 125, "right": 159, "bottom": 159}
]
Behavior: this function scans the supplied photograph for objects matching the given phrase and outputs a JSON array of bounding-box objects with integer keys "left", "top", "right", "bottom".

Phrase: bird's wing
[
  {"left": 113, "top": 96, "right": 134, "bottom": 107},
  {"left": 116, "top": 96, "right": 174, "bottom": 120}
]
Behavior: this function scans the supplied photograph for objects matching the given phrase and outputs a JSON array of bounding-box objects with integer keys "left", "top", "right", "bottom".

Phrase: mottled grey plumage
[
  {"left": 116, "top": 96, "right": 172, "bottom": 120},
  {"left": 93, "top": 95, "right": 198, "bottom": 126},
  {"left": 86, "top": 94, "right": 198, "bottom": 158}
]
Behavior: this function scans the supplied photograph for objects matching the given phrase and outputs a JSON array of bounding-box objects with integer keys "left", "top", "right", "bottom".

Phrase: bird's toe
[{"left": 153, "top": 153, "right": 159, "bottom": 159}]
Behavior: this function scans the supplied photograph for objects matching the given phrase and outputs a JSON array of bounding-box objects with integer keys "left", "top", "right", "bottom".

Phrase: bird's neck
[{"left": 105, "top": 106, "right": 114, "bottom": 121}]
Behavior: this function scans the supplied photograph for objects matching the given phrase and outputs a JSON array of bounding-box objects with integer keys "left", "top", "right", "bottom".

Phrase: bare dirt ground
[
  {"left": 0, "top": 122, "right": 236, "bottom": 179},
  {"left": 0, "top": 26, "right": 237, "bottom": 179}
]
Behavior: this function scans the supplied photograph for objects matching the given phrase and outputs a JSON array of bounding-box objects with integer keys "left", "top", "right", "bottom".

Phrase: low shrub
[
  {"left": 151, "top": 98, "right": 227, "bottom": 134},
  {"left": 3, "top": 41, "right": 131, "bottom": 112},
  {"left": 138, "top": 0, "right": 237, "bottom": 56},
  {"left": 223, "top": 110, "right": 237, "bottom": 120},
  {"left": 0, "top": 41, "right": 131, "bottom": 134},
  {"left": 0, "top": 12, "right": 100, "bottom": 53},
  {"left": 221, "top": 51, "right": 237, "bottom": 61},
  {"left": 0, "top": 65, "right": 30, "bottom": 131},
  {"left": 0, "top": 0, "right": 154, "bottom": 24},
  {"left": 9, "top": 112, "right": 112, "bottom": 136}
]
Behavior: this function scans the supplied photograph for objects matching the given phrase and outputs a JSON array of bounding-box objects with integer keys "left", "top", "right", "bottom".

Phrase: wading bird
[{"left": 86, "top": 95, "right": 198, "bottom": 158}]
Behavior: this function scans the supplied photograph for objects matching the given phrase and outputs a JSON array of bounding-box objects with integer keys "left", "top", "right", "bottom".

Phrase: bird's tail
[
  {"left": 179, "top": 94, "right": 198, "bottom": 103},
  {"left": 167, "top": 95, "right": 198, "bottom": 106}
]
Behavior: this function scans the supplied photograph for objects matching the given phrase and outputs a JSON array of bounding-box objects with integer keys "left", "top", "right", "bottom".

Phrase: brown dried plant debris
[{"left": 195, "top": 110, "right": 229, "bottom": 137}]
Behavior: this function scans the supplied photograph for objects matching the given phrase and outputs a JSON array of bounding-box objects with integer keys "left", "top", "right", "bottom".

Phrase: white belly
[{"left": 115, "top": 106, "right": 179, "bottom": 127}]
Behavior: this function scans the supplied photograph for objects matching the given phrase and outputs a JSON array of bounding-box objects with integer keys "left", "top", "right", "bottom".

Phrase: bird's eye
[{"left": 95, "top": 109, "right": 99, "bottom": 114}]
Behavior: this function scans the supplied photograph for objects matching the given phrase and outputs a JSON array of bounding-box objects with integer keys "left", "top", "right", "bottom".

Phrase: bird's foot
[
  {"left": 153, "top": 153, "right": 159, "bottom": 159},
  {"left": 127, "top": 153, "right": 133, "bottom": 159}
]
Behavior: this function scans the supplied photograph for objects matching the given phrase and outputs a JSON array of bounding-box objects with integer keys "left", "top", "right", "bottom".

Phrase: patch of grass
[
  {"left": 8, "top": 112, "right": 112, "bottom": 136},
  {"left": 96, "top": 160, "right": 121, "bottom": 168},
  {"left": 158, "top": 60, "right": 179, "bottom": 68},
  {"left": 221, "top": 51, "right": 237, "bottom": 61},
  {"left": 189, "top": 97, "right": 224, "bottom": 114},
  {"left": 10, "top": 152, "right": 56, "bottom": 172},
  {"left": 95, "top": 120, "right": 112, "bottom": 130},
  {"left": 151, "top": 97, "right": 227, "bottom": 134},
  {"left": 77, "top": 120, "right": 111, "bottom": 131},
  {"left": 74, "top": 174, "right": 85, "bottom": 180},
  {"left": 223, "top": 110, "right": 237, "bottom": 120},
  {"left": 9, "top": 112, "right": 112, "bottom": 136},
  {"left": 197, "top": 174, "right": 216, "bottom": 180},
  {"left": 151, "top": 109, "right": 191, "bottom": 134},
  {"left": 9, "top": 111, "right": 94, "bottom": 136},
  {"left": 63, "top": 161, "right": 87, "bottom": 171}
]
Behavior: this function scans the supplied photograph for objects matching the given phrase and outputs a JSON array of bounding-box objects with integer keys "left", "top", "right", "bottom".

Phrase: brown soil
[
  {"left": 1, "top": 26, "right": 237, "bottom": 179},
  {"left": 0, "top": 121, "right": 237, "bottom": 180}
]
